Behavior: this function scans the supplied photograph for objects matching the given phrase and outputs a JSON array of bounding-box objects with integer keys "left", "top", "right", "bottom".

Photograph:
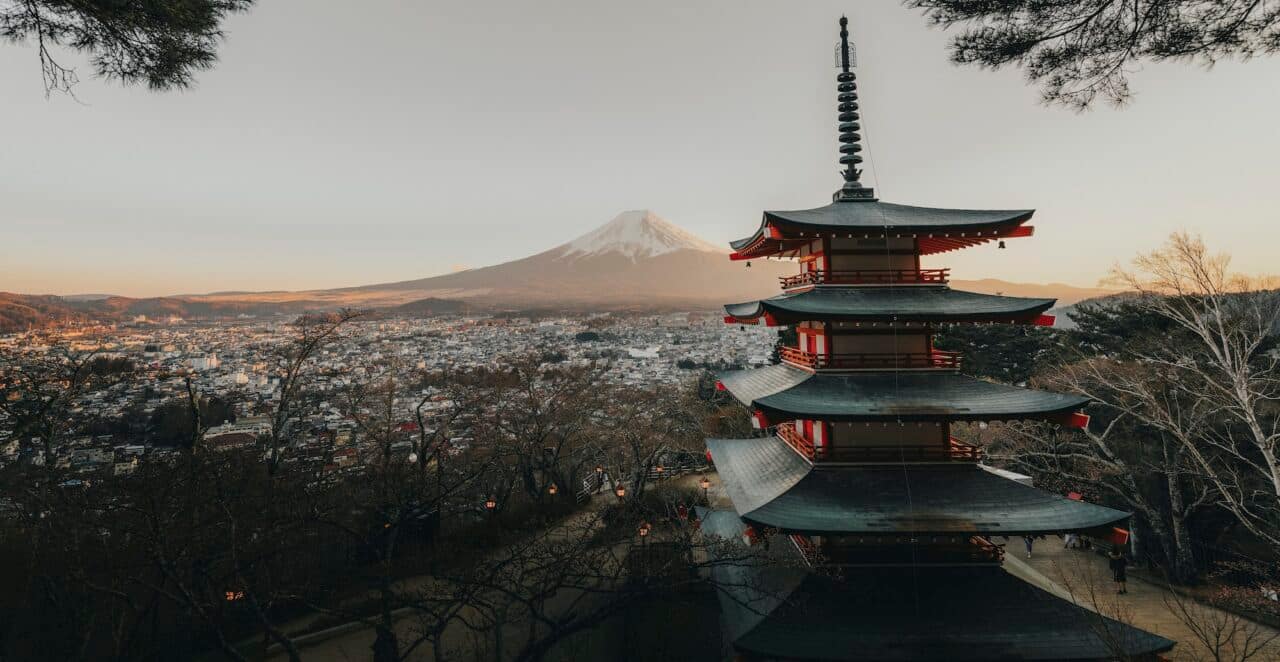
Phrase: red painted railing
[
  {"left": 790, "top": 534, "right": 819, "bottom": 566},
  {"left": 776, "top": 426, "right": 982, "bottom": 463},
  {"left": 779, "top": 346, "right": 962, "bottom": 370},
  {"left": 813, "top": 539, "right": 1004, "bottom": 565},
  {"left": 777, "top": 424, "right": 815, "bottom": 460},
  {"left": 813, "top": 438, "right": 983, "bottom": 463},
  {"left": 971, "top": 536, "right": 1006, "bottom": 563},
  {"left": 780, "top": 268, "right": 949, "bottom": 288}
]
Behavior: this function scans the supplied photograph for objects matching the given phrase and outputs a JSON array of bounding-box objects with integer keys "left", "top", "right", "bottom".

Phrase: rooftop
[
  {"left": 724, "top": 286, "right": 1055, "bottom": 325},
  {"left": 707, "top": 435, "right": 1129, "bottom": 535},
  {"left": 719, "top": 364, "right": 1090, "bottom": 422},
  {"left": 700, "top": 509, "right": 1175, "bottom": 661}
]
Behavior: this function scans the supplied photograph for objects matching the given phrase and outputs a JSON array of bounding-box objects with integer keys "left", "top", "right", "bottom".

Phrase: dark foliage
[
  {"left": 148, "top": 396, "right": 234, "bottom": 447},
  {"left": 1, "top": 0, "right": 254, "bottom": 94},
  {"left": 911, "top": 0, "right": 1280, "bottom": 108},
  {"left": 935, "top": 324, "right": 1065, "bottom": 382}
]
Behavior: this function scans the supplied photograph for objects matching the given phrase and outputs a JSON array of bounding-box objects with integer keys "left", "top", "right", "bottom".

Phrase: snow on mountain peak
[{"left": 557, "top": 210, "right": 726, "bottom": 261}]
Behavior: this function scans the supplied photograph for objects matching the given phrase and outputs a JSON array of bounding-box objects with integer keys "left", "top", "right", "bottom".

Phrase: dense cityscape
[{"left": 0, "top": 313, "right": 772, "bottom": 477}]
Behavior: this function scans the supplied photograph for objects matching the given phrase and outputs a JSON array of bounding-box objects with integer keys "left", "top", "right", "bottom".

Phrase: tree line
[
  {"left": 943, "top": 234, "right": 1280, "bottom": 604},
  {"left": 0, "top": 312, "right": 765, "bottom": 661}
]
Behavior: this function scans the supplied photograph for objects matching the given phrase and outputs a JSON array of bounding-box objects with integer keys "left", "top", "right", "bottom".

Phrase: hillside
[{"left": 4, "top": 210, "right": 1121, "bottom": 332}]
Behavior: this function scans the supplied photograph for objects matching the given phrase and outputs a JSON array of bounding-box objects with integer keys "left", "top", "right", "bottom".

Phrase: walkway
[{"left": 1005, "top": 536, "right": 1280, "bottom": 661}]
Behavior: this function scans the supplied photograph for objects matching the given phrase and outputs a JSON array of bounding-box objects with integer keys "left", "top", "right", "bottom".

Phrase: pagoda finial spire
[{"left": 834, "top": 16, "right": 875, "bottom": 201}]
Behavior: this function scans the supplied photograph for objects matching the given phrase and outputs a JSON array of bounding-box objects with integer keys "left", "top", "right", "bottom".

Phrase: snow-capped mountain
[
  {"left": 305, "top": 210, "right": 790, "bottom": 308},
  {"left": 556, "top": 210, "right": 726, "bottom": 261}
]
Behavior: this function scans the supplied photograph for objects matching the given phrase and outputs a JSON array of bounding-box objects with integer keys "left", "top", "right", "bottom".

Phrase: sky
[{"left": 2, "top": 0, "right": 1278, "bottom": 298}]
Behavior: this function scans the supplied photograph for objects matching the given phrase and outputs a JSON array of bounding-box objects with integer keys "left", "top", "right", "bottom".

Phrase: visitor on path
[
  {"left": 1109, "top": 548, "right": 1129, "bottom": 594},
  {"left": 1063, "top": 533, "right": 1078, "bottom": 549},
  {"left": 1022, "top": 535, "right": 1034, "bottom": 558}
]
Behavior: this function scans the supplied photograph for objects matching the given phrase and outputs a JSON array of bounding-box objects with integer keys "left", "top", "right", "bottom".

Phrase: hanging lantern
[
  {"left": 548, "top": 483, "right": 558, "bottom": 496},
  {"left": 485, "top": 496, "right": 497, "bottom": 511},
  {"left": 614, "top": 484, "right": 626, "bottom": 500}
]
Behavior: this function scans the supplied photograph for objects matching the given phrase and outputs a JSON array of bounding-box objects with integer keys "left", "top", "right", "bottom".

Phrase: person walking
[
  {"left": 1022, "top": 535, "right": 1034, "bottom": 559},
  {"left": 1109, "top": 548, "right": 1129, "bottom": 594}
]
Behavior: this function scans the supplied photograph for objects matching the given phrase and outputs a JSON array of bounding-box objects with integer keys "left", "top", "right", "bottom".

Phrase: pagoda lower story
[{"left": 699, "top": 16, "right": 1173, "bottom": 661}]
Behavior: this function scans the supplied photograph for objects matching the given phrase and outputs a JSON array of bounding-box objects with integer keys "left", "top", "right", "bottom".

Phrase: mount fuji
[{"left": 312, "top": 209, "right": 787, "bottom": 309}]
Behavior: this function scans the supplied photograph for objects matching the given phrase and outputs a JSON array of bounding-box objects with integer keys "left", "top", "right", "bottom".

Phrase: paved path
[{"left": 1005, "top": 536, "right": 1280, "bottom": 661}]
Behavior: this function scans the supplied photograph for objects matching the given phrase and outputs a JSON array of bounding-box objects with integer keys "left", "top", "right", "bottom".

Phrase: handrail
[
  {"left": 776, "top": 424, "right": 815, "bottom": 460},
  {"left": 775, "top": 428, "right": 982, "bottom": 463},
  {"left": 780, "top": 268, "right": 949, "bottom": 288},
  {"left": 779, "top": 346, "right": 962, "bottom": 370},
  {"left": 814, "top": 439, "right": 982, "bottom": 463},
  {"left": 790, "top": 534, "right": 819, "bottom": 566}
]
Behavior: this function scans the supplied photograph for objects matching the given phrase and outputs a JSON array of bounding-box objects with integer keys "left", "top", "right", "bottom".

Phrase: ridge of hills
[{"left": 3, "top": 210, "right": 1117, "bottom": 332}]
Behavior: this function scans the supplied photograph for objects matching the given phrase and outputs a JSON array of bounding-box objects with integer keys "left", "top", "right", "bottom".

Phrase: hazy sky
[{"left": 3, "top": 0, "right": 1278, "bottom": 297}]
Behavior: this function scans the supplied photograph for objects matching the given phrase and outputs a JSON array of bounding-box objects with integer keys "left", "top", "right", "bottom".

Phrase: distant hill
[
  {"left": 0, "top": 293, "right": 89, "bottom": 331},
  {"left": 0, "top": 292, "right": 333, "bottom": 332},
  {"left": 949, "top": 278, "right": 1118, "bottom": 308},
  {"left": 390, "top": 297, "right": 470, "bottom": 316}
]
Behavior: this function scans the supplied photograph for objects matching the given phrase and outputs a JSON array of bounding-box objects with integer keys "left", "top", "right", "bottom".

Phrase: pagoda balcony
[
  {"left": 779, "top": 268, "right": 949, "bottom": 289},
  {"left": 790, "top": 534, "right": 1005, "bottom": 567},
  {"left": 776, "top": 425, "right": 982, "bottom": 464},
  {"left": 779, "top": 346, "right": 961, "bottom": 371}
]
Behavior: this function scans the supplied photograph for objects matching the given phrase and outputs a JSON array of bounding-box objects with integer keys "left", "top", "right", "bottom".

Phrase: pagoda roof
[
  {"left": 729, "top": 201, "right": 1034, "bottom": 258},
  {"left": 719, "top": 364, "right": 1089, "bottom": 422},
  {"left": 700, "top": 510, "right": 1175, "bottom": 661},
  {"left": 706, "top": 435, "right": 1128, "bottom": 535},
  {"left": 724, "top": 286, "right": 1054, "bottom": 325}
]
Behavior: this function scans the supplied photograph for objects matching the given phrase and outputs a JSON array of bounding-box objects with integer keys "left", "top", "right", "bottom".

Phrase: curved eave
[
  {"left": 718, "top": 364, "right": 1090, "bottom": 422},
  {"left": 698, "top": 529, "right": 1176, "bottom": 662},
  {"left": 728, "top": 203, "right": 1035, "bottom": 259},
  {"left": 706, "top": 436, "right": 1130, "bottom": 536},
  {"left": 723, "top": 287, "right": 1055, "bottom": 325}
]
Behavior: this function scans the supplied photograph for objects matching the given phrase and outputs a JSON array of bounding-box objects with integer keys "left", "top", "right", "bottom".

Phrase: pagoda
[{"left": 701, "top": 17, "right": 1175, "bottom": 661}]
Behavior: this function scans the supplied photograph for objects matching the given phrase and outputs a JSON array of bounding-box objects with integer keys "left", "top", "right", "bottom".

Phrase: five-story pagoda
[{"left": 700, "top": 17, "right": 1175, "bottom": 661}]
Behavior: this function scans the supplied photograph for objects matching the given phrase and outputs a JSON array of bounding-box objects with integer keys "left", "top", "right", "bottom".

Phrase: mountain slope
[{"left": 316, "top": 210, "right": 788, "bottom": 308}]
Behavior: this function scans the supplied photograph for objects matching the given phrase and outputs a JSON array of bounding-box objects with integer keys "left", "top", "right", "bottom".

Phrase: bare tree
[
  {"left": 1104, "top": 233, "right": 1280, "bottom": 548},
  {"left": 470, "top": 356, "right": 610, "bottom": 505},
  {"left": 982, "top": 406, "right": 1213, "bottom": 583},
  {"left": 0, "top": 344, "right": 132, "bottom": 466},
  {"left": 599, "top": 380, "right": 709, "bottom": 503},
  {"left": 264, "top": 309, "right": 363, "bottom": 476},
  {"left": 1165, "top": 587, "right": 1280, "bottom": 662}
]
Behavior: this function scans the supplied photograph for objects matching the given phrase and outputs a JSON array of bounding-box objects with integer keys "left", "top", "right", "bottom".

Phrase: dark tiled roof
[
  {"left": 707, "top": 436, "right": 1129, "bottom": 535},
  {"left": 724, "top": 286, "right": 1054, "bottom": 324},
  {"left": 719, "top": 364, "right": 1089, "bottom": 422},
  {"left": 699, "top": 509, "right": 1175, "bottom": 661},
  {"left": 729, "top": 201, "right": 1033, "bottom": 250}
]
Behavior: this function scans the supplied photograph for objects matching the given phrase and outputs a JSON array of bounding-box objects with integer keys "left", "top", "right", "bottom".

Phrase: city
[{"left": 1, "top": 312, "right": 773, "bottom": 476}]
